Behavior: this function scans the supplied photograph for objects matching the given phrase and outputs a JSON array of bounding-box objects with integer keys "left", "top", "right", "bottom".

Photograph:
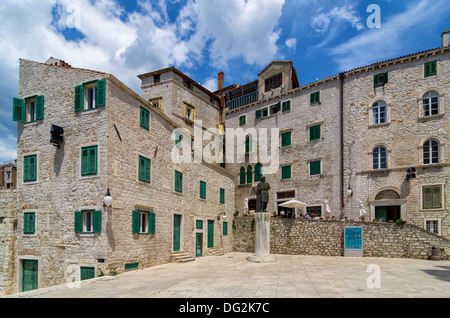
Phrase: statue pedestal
[{"left": 247, "top": 212, "right": 276, "bottom": 263}]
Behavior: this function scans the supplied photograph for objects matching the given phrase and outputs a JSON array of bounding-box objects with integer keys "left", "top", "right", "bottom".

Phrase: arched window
[
  {"left": 239, "top": 167, "right": 246, "bottom": 185},
  {"left": 255, "top": 163, "right": 262, "bottom": 182},
  {"left": 372, "top": 101, "right": 387, "bottom": 124},
  {"left": 373, "top": 146, "right": 387, "bottom": 169},
  {"left": 423, "top": 139, "right": 440, "bottom": 164},
  {"left": 245, "top": 136, "right": 252, "bottom": 153},
  {"left": 247, "top": 165, "right": 253, "bottom": 184},
  {"left": 422, "top": 91, "right": 439, "bottom": 117}
]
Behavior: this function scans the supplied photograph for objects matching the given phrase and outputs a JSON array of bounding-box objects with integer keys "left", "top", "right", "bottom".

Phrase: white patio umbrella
[
  {"left": 278, "top": 200, "right": 308, "bottom": 218},
  {"left": 359, "top": 200, "right": 367, "bottom": 218}
]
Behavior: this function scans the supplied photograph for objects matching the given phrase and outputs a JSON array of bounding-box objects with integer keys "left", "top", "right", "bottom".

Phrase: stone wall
[
  {"left": 0, "top": 189, "right": 16, "bottom": 296},
  {"left": 233, "top": 216, "right": 450, "bottom": 260}
]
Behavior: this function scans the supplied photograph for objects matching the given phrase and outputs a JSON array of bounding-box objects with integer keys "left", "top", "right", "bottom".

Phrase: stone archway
[{"left": 370, "top": 188, "right": 405, "bottom": 222}]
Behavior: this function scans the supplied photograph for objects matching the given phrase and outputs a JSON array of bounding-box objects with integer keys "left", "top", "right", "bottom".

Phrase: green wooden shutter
[
  {"left": 140, "top": 107, "right": 150, "bottom": 130},
  {"left": 282, "top": 100, "right": 291, "bottom": 112},
  {"left": 81, "top": 148, "right": 89, "bottom": 176},
  {"left": 373, "top": 75, "right": 379, "bottom": 88},
  {"left": 275, "top": 102, "right": 281, "bottom": 113},
  {"left": 175, "top": 171, "right": 183, "bottom": 193},
  {"left": 196, "top": 220, "right": 203, "bottom": 229},
  {"left": 81, "top": 267, "right": 95, "bottom": 281},
  {"left": 139, "top": 156, "right": 150, "bottom": 183},
  {"left": 281, "top": 132, "right": 291, "bottom": 147},
  {"left": 255, "top": 163, "right": 262, "bottom": 182},
  {"left": 375, "top": 206, "right": 387, "bottom": 222},
  {"left": 75, "top": 211, "right": 82, "bottom": 233},
  {"left": 245, "top": 137, "right": 252, "bottom": 153},
  {"left": 35, "top": 95, "right": 44, "bottom": 120},
  {"left": 220, "top": 188, "right": 225, "bottom": 204},
  {"left": 432, "top": 186, "right": 442, "bottom": 209},
  {"left": 24, "top": 212, "right": 35, "bottom": 235},
  {"left": 247, "top": 165, "right": 253, "bottom": 184},
  {"left": 310, "top": 160, "right": 321, "bottom": 175},
  {"left": 310, "top": 125, "right": 321, "bottom": 141},
  {"left": 132, "top": 211, "right": 140, "bottom": 234},
  {"left": 93, "top": 210, "right": 102, "bottom": 233},
  {"left": 384, "top": 72, "right": 388, "bottom": 84},
  {"left": 149, "top": 212, "right": 156, "bottom": 234},
  {"left": 282, "top": 165, "right": 291, "bottom": 179},
  {"left": 24, "top": 155, "right": 37, "bottom": 182},
  {"left": 200, "top": 181, "right": 206, "bottom": 199},
  {"left": 89, "top": 147, "right": 97, "bottom": 175},
  {"left": 239, "top": 115, "right": 246, "bottom": 126},
  {"left": 96, "top": 79, "right": 106, "bottom": 107},
  {"left": 223, "top": 222, "right": 228, "bottom": 236},
  {"left": 13, "top": 98, "right": 25, "bottom": 122},
  {"left": 75, "top": 85, "right": 84, "bottom": 111},
  {"left": 239, "top": 167, "right": 246, "bottom": 185},
  {"left": 255, "top": 109, "right": 262, "bottom": 119}
]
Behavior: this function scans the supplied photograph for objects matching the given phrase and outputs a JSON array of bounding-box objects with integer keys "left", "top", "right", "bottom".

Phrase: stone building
[
  {"left": 225, "top": 30, "right": 450, "bottom": 239},
  {"left": 9, "top": 58, "right": 234, "bottom": 294},
  {"left": 3, "top": 29, "right": 449, "bottom": 296}
]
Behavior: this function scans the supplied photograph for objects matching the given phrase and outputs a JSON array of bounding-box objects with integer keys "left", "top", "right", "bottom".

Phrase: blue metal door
[{"left": 345, "top": 227, "right": 363, "bottom": 250}]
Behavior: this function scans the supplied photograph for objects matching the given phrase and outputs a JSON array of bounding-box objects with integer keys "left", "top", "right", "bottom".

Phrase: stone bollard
[{"left": 431, "top": 246, "right": 440, "bottom": 261}]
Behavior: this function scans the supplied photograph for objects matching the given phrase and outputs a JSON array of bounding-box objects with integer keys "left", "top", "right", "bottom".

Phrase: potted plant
[
  {"left": 331, "top": 216, "right": 336, "bottom": 221},
  {"left": 395, "top": 218, "right": 406, "bottom": 226}
]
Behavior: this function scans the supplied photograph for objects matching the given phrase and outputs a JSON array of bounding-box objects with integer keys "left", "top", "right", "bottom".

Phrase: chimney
[
  {"left": 442, "top": 30, "right": 450, "bottom": 48},
  {"left": 218, "top": 72, "right": 224, "bottom": 90}
]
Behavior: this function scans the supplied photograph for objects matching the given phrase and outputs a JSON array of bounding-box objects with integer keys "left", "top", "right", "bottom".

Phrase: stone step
[
  {"left": 171, "top": 251, "right": 195, "bottom": 263},
  {"left": 206, "top": 248, "right": 224, "bottom": 256}
]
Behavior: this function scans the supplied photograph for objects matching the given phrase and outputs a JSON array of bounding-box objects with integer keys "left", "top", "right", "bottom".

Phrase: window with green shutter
[
  {"left": 80, "top": 267, "right": 95, "bottom": 281},
  {"left": 220, "top": 188, "right": 225, "bottom": 204},
  {"left": 125, "top": 263, "right": 139, "bottom": 271},
  {"left": 75, "top": 210, "right": 101, "bottom": 233},
  {"left": 239, "top": 167, "right": 246, "bottom": 185},
  {"left": 13, "top": 97, "right": 25, "bottom": 122},
  {"left": 138, "top": 156, "right": 151, "bottom": 183},
  {"left": 196, "top": 219, "right": 203, "bottom": 229},
  {"left": 255, "top": 163, "right": 262, "bottom": 182},
  {"left": 23, "top": 155, "right": 37, "bottom": 183},
  {"left": 281, "top": 165, "right": 291, "bottom": 179},
  {"left": 422, "top": 185, "right": 442, "bottom": 209},
  {"left": 282, "top": 100, "right": 291, "bottom": 112},
  {"left": 281, "top": 131, "right": 292, "bottom": 147},
  {"left": 140, "top": 107, "right": 150, "bottom": 130},
  {"left": 247, "top": 165, "right": 253, "bottom": 184},
  {"left": 132, "top": 210, "right": 155, "bottom": 234},
  {"left": 200, "top": 181, "right": 206, "bottom": 199},
  {"left": 310, "top": 160, "right": 321, "bottom": 176},
  {"left": 239, "top": 115, "right": 246, "bottom": 126},
  {"left": 13, "top": 96, "right": 44, "bottom": 123},
  {"left": 223, "top": 222, "right": 228, "bottom": 236},
  {"left": 175, "top": 170, "right": 183, "bottom": 193},
  {"left": 245, "top": 136, "right": 252, "bottom": 153},
  {"left": 309, "top": 125, "right": 321, "bottom": 141},
  {"left": 23, "top": 212, "right": 36, "bottom": 235},
  {"left": 424, "top": 61, "right": 437, "bottom": 77},
  {"left": 81, "top": 146, "right": 98, "bottom": 176},
  {"left": 255, "top": 109, "right": 262, "bottom": 119},
  {"left": 374, "top": 72, "right": 388, "bottom": 88},
  {"left": 310, "top": 91, "right": 320, "bottom": 104},
  {"left": 75, "top": 79, "right": 106, "bottom": 112}
]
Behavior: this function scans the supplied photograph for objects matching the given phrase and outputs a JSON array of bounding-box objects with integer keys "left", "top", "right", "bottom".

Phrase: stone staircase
[
  {"left": 171, "top": 251, "right": 195, "bottom": 263},
  {"left": 206, "top": 248, "right": 224, "bottom": 256}
]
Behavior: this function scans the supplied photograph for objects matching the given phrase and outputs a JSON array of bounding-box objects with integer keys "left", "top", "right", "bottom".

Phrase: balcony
[{"left": 228, "top": 91, "right": 259, "bottom": 110}]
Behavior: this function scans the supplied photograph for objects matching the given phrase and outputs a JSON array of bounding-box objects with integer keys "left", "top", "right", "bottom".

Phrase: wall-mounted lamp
[
  {"left": 103, "top": 188, "right": 113, "bottom": 207},
  {"left": 50, "top": 125, "right": 64, "bottom": 149},
  {"left": 406, "top": 167, "right": 416, "bottom": 180},
  {"left": 346, "top": 187, "right": 353, "bottom": 196},
  {"left": 217, "top": 212, "right": 226, "bottom": 220}
]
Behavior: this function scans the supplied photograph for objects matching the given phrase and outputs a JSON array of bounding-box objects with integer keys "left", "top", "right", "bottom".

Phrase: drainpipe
[{"left": 339, "top": 72, "right": 345, "bottom": 220}]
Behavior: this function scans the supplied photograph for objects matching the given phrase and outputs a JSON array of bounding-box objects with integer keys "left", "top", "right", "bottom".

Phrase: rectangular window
[
  {"left": 184, "top": 104, "right": 195, "bottom": 121},
  {"left": 426, "top": 220, "right": 439, "bottom": 234},
  {"left": 138, "top": 156, "right": 151, "bottom": 183},
  {"left": 80, "top": 267, "right": 96, "bottom": 281},
  {"left": 281, "top": 131, "right": 292, "bottom": 147},
  {"left": 239, "top": 115, "right": 246, "bottom": 126},
  {"left": 307, "top": 206, "right": 322, "bottom": 218},
  {"left": 310, "top": 91, "right": 320, "bottom": 104},
  {"left": 74, "top": 79, "right": 106, "bottom": 112},
  {"left": 23, "top": 155, "right": 37, "bottom": 183},
  {"left": 223, "top": 222, "right": 228, "bottom": 236},
  {"left": 132, "top": 210, "right": 155, "bottom": 234},
  {"left": 196, "top": 219, "right": 203, "bottom": 230},
  {"left": 422, "top": 185, "right": 442, "bottom": 209},
  {"left": 220, "top": 188, "right": 225, "bottom": 204},
  {"left": 424, "top": 61, "right": 437, "bottom": 77},
  {"left": 13, "top": 96, "right": 44, "bottom": 123},
  {"left": 81, "top": 146, "right": 98, "bottom": 176},
  {"left": 175, "top": 170, "right": 183, "bottom": 193},
  {"left": 23, "top": 212, "right": 36, "bottom": 235},
  {"left": 255, "top": 107, "right": 269, "bottom": 119},
  {"left": 374, "top": 72, "right": 388, "bottom": 88},
  {"left": 309, "top": 125, "right": 321, "bottom": 141},
  {"left": 269, "top": 102, "right": 281, "bottom": 115},
  {"left": 281, "top": 165, "right": 292, "bottom": 179},
  {"left": 265, "top": 73, "right": 282, "bottom": 92},
  {"left": 125, "top": 263, "right": 139, "bottom": 271},
  {"left": 140, "top": 107, "right": 150, "bottom": 130},
  {"left": 200, "top": 181, "right": 207, "bottom": 199},
  {"left": 310, "top": 160, "right": 321, "bottom": 175},
  {"left": 282, "top": 100, "right": 291, "bottom": 112},
  {"left": 75, "top": 210, "right": 101, "bottom": 233}
]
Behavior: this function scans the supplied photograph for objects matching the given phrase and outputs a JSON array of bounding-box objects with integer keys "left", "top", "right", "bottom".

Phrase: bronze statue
[{"left": 256, "top": 176, "right": 270, "bottom": 212}]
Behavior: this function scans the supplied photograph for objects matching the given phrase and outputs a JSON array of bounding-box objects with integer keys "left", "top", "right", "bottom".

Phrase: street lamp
[{"left": 103, "top": 188, "right": 113, "bottom": 207}]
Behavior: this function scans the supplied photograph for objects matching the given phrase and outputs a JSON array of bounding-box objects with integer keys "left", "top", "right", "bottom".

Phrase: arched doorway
[{"left": 370, "top": 188, "right": 405, "bottom": 222}]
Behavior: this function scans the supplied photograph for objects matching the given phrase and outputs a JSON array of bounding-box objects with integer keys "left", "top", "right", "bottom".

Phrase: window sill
[
  {"left": 368, "top": 122, "right": 390, "bottom": 128},
  {"left": 419, "top": 208, "right": 444, "bottom": 212},
  {"left": 418, "top": 113, "right": 445, "bottom": 121},
  {"left": 23, "top": 181, "right": 38, "bottom": 185}
]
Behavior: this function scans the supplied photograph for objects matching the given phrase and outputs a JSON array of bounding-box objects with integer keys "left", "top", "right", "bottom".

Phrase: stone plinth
[{"left": 247, "top": 212, "right": 276, "bottom": 263}]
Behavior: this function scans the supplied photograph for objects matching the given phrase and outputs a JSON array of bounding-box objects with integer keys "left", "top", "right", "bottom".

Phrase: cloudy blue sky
[{"left": 0, "top": 0, "right": 449, "bottom": 163}]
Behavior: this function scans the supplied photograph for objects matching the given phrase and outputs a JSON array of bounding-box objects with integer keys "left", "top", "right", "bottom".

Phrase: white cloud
[{"left": 285, "top": 38, "right": 297, "bottom": 49}]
